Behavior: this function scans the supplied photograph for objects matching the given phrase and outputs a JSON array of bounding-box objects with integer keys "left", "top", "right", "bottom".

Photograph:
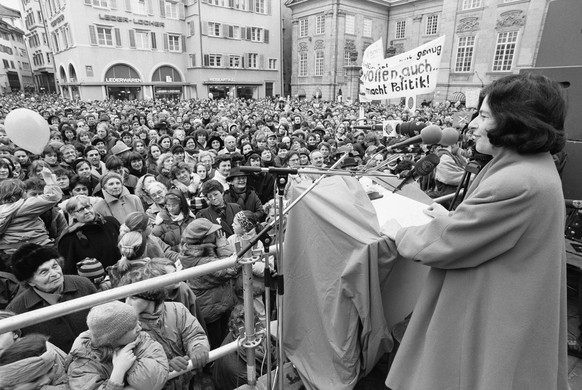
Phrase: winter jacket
[
  {"left": 224, "top": 187, "right": 266, "bottom": 222},
  {"left": 0, "top": 185, "right": 62, "bottom": 255},
  {"left": 58, "top": 214, "right": 121, "bottom": 275},
  {"left": 6, "top": 275, "right": 97, "bottom": 353},
  {"left": 152, "top": 209, "right": 196, "bottom": 252},
  {"left": 66, "top": 331, "right": 169, "bottom": 390},
  {"left": 196, "top": 203, "right": 242, "bottom": 237},
  {"left": 180, "top": 243, "right": 239, "bottom": 323},
  {"left": 138, "top": 302, "right": 210, "bottom": 390},
  {"left": 93, "top": 186, "right": 144, "bottom": 224}
]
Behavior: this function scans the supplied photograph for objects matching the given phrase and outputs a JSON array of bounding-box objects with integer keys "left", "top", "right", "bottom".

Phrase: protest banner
[{"left": 360, "top": 36, "right": 446, "bottom": 100}]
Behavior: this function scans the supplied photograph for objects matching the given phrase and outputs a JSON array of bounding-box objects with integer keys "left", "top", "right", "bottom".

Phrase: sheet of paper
[{"left": 371, "top": 187, "right": 433, "bottom": 228}]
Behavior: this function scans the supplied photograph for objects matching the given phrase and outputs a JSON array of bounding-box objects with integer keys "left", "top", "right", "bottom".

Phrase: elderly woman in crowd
[
  {"left": 152, "top": 189, "right": 195, "bottom": 252},
  {"left": 58, "top": 195, "right": 121, "bottom": 275},
  {"left": 93, "top": 172, "right": 144, "bottom": 224},
  {"left": 6, "top": 243, "right": 97, "bottom": 352},
  {"left": 0, "top": 168, "right": 62, "bottom": 270},
  {"left": 66, "top": 301, "right": 168, "bottom": 390}
]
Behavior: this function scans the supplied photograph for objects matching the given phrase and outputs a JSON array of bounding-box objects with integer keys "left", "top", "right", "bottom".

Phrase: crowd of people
[{"left": 0, "top": 90, "right": 504, "bottom": 389}]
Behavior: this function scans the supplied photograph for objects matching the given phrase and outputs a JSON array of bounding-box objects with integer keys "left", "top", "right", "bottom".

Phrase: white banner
[{"left": 361, "top": 36, "right": 445, "bottom": 100}]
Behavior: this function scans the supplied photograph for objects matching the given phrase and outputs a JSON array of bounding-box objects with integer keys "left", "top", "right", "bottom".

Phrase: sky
[{"left": 4, "top": 0, "right": 21, "bottom": 12}]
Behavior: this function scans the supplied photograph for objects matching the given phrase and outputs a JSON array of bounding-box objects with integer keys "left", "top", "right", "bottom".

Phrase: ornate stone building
[{"left": 285, "top": 0, "right": 550, "bottom": 105}]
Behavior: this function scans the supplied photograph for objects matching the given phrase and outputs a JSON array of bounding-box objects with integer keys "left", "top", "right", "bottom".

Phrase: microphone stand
[{"left": 449, "top": 161, "right": 481, "bottom": 210}]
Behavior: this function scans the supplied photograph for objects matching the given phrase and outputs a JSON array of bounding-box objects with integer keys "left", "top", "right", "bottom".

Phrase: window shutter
[
  {"left": 110, "top": 0, "right": 118, "bottom": 9},
  {"left": 228, "top": 25, "right": 233, "bottom": 38},
  {"left": 188, "top": 21, "right": 195, "bottom": 36},
  {"left": 159, "top": 0, "right": 166, "bottom": 17},
  {"left": 179, "top": 2, "right": 185, "bottom": 20},
  {"left": 125, "top": 0, "right": 132, "bottom": 12},
  {"left": 181, "top": 35, "right": 186, "bottom": 52},
  {"left": 147, "top": 0, "right": 154, "bottom": 14},
  {"left": 201, "top": 22, "right": 208, "bottom": 35},
  {"left": 266, "top": 0, "right": 271, "bottom": 15},
  {"left": 241, "top": 54, "right": 245, "bottom": 68},
  {"left": 151, "top": 31, "right": 157, "bottom": 49},
  {"left": 222, "top": 24, "right": 229, "bottom": 37},
  {"left": 189, "top": 53, "right": 196, "bottom": 67},
  {"left": 246, "top": 27, "right": 252, "bottom": 40},
  {"left": 129, "top": 30, "right": 136, "bottom": 48},
  {"left": 89, "top": 25, "right": 97, "bottom": 45},
  {"left": 222, "top": 54, "right": 228, "bottom": 67},
  {"left": 247, "top": 0, "right": 253, "bottom": 12},
  {"left": 240, "top": 27, "right": 246, "bottom": 40},
  {"left": 114, "top": 28, "right": 122, "bottom": 46},
  {"left": 259, "top": 54, "right": 264, "bottom": 69},
  {"left": 203, "top": 54, "right": 209, "bottom": 66},
  {"left": 163, "top": 33, "right": 168, "bottom": 50},
  {"left": 228, "top": 0, "right": 234, "bottom": 7},
  {"left": 264, "top": 29, "right": 268, "bottom": 43},
  {"left": 84, "top": 0, "right": 92, "bottom": 5}
]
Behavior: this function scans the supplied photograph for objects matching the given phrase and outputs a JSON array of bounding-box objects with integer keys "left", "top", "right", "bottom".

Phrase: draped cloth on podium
[{"left": 282, "top": 176, "right": 397, "bottom": 390}]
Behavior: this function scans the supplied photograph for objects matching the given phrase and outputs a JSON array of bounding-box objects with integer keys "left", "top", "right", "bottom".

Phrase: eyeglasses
[
  {"left": 74, "top": 205, "right": 92, "bottom": 213},
  {"left": 150, "top": 190, "right": 165, "bottom": 198}
]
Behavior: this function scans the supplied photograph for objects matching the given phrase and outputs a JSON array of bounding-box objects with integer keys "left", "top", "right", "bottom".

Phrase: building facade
[
  {"left": 0, "top": 4, "right": 34, "bottom": 94},
  {"left": 36, "top": 0, "right": 281, "bottom": 100},
  {"left": 286, "top": 0, "right": 550, "bottom": 105},
  {"left": 20, "top": 0, "right": 56, "bottom": 93}
]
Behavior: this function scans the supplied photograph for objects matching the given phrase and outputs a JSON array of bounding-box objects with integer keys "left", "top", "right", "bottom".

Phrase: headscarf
[{"left": 0, "top": 342, "right": 57, "bottom": 387}]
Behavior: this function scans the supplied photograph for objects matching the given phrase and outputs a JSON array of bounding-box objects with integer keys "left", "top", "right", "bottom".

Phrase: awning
[
  {"left": 451, "top": 91, "right": 466, "bottom": 102},
  {"left": 202, "top": 81, "right": 262, "bottom": 85}
]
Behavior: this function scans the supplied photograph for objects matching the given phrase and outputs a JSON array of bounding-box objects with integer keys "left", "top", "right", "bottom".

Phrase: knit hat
[
  {"left": 87, "top": 301, "right": 138, "bottom": 347},
  {"left": 110, "top": 140, "right": 131, "bottom": 155},
  {"left": 76, "top": 258, "right": 105, "bottom": 282},
  {"left": 182, "top": 218, "right": 221, "bottom": 244},
  {"left": 234, "top": 211, "right": 256, "bottom": 233},
  {"left": 11, "top": 243, "right": 60, "bottom": 282}
]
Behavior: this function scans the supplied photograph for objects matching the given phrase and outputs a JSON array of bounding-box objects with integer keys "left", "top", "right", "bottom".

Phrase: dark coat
[
  {"left": 6, "top": 275, "right": 97, "bottom": 353},
  {"left": 152, "top": 209, "right": 196, "bottom": 252},
  {"left": 224, "top": 187, "right": 266, "bottom": 222},
  {"left": 196, "top": 203, "right": 242, "bottom": 237},
  {"left": 246, "top": 172, "right": 276, "bottom": 204},
  {"left": 58, "top": 214, "right": 121, "bottom": 275}
]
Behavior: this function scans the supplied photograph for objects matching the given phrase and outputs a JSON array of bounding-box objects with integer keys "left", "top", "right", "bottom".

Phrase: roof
[{"left": 0, "top": 4, "right": 21, "bottom": 19}]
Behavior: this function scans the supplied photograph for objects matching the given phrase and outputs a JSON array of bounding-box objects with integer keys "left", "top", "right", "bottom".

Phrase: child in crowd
[{"left": 66, "top": 300, "right": 169, "bottom": 390}]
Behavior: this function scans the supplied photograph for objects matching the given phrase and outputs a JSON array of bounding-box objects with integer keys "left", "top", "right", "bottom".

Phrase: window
[
  {"left": 251, "top": 27, "right": 263, "bottom": 42},
  {"left": 209, "top": 22, "right": 221, "bottom": 37},
  {"left": 135, "top": 30, "right": 149, "bottom": 49},
  {"left": 208, "top": 54, "right": 222, "bottom": 67},
  {"left": 315, "top": 51, "right": 324, "bottom": 76},
  {"left": 363, "top": 18, "right": 372, "bottom": 37},
  {"left": 92, "top": 0, "right": 108, "bottom": 7},
  {"left": 299, "top": 52, "right": 307, "bottom": 76},
  {"left": 134, "top": 0, "right": 147, "bottom": 14},
  {"left": 229, "top": 55, "right": 241, "bottom": 68},
  {"left": 232, "top": 26, "right": 240, "bottom": 39},
  {"left": 248, "top": 53, "right": 258, "bottom": 68},
  {"left": 268, "top": 58, "right": 277, "bottom": 70},
  {"left": 299, "top": 18, "right": 308, "bottom": 38},
  {"left": 462, "top": 0, "right": 481, "bottom": 10},
  {"left": 316, "top": 15, "right": 325, "bottom": 35},
  {"left": 97, "top": 26, "right": 113, "bottom": 46},
  {"left": 255, "top": 0, "right": 265, "bottom": 14},
  {"left": 46, "top": 53, "right": 51, "bottom": 63},
  {"left": 233, "top": 0, "right": 245, "bottom": 10},
  {"left": 492, "top": 31, "right": 518, "bottom": 72},
  {"left": 168, "top": 34, "right": 181, "bottom": 51},
  {"left": 395, "top": 21, "right": 406, "bottom": 39},
  {"left": 455, "top": 35, "right": 475, "bottom": 72},
  {"left": 345, "top": 15, "right": 355, "bottom": 35},
  {"left": 52, "top": 31, "right": 60, "bottom": 51},
  {"left": 165, "top": 1, "right": 178, "bottom": 18},
  {"left": 344, "top": 50, "right": 352, "bottom": 66},
  {"left": 426, "top": 15, "right": 438, "bottom": 35},
  {"left": 2, "top": 59, "right": 8, "bottom": 69}
]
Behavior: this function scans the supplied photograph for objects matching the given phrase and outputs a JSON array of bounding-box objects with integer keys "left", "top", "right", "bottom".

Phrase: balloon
[
  {"left": 208, "top": 93, "right": 214, "bottom": 99},
  {"left": 4, "top": 108, "right": 50, "bottom": 154},
  {"left": 20, "top": 93, "right": 25, "bottom": 98}
]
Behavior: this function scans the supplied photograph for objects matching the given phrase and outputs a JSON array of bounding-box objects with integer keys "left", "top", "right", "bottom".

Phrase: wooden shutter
[
  {"left": 266, "top": 0, "right": 271, "bottom": 15},
  {"left": 264, "top": 29, "right": 268, "bottom": 43},
  {"left": 201, "top": 22, "right": 208, "bottom": 35},
  {"left": 147, "top": 0, "right": 154, "bottom": 14},
  {"left": 203, "top": 54, "right": 209, "bottom": 66},
  {"left": 181, "top": 35, "right": 186, "bottom": 52},
  {"left": 129, "top": 30, "right": 136, "bottom": 48},
  {"left": 228, "top": 25, "right": 233, "bottom": 38},
  {"left": 246, "top": 27, "right": 252, "bottom": 40},
  {"left": 179, "top": 2, "right": 185, "bottom": 20},
  {"left": 241, "top": 54, "right": 245, "bottom": 68},
  {"left": 151, "top": 31, "right": 157, "bottom": 49},
  {"left": 125, "top": 0, "right": 131, "bottom": 11},
  {"left": 110, "top": 0, "right": 118, "bottom": 9},
  {"left": 188, "top": 21, "right": 195, "bottom": 36},
  {"left": 259, "top": 54, "right": 264, "bottom": 69},
  {"left": 114, "top": 28, "right": 122, "bottom": 46},
  {"left": 222, "top": 24, "right": 229, "bottom": 37},
  {"left": 189, "top": 53, "right": 196, "bottom": 67},
  {"left": 240, "top": 27, "right": 246, "bottom": 40},
  {"left": 222, "top": 54, "right": 228, "bottom": 67},
  {"left": 89, "top": 25, "right": 97, "bottom": 45},
  {"left": 159, "top": 0, "right": 166, "bottom": 17},
  {"left": 163, "top": 33, "right": 168, "bottom": 50},
  {"left": 228, "top": 0, "right": 234, "bottom": 7}
]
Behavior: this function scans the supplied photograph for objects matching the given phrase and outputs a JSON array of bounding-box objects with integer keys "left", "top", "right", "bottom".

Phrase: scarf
[{"left": 0, "top": 342, "right": 56, "bottom": 387}]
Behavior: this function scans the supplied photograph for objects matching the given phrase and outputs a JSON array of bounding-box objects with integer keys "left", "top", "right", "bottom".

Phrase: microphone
[
  {"left": 385, "top": 125, "right": 442, "bottom": 152},
  {"left": 439, "top": 127, "right": 460, "bottom": 146},
  {"left": 392, "top": 153, "right": 440, "bottom": 193},
  {"left": 352, "top": 124, "right": 385, "bottom": 131},
  {"left": 566, "top": 199, "right": 582, "bottom": 209}
]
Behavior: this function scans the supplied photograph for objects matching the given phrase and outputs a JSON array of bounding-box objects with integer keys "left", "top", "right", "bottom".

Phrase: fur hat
[
  {"left": 182, "top": 218, "right": 221, "bottom": 244},
  {"left": 87, "top": 301, "right": 138, "bottom": 347},
  {"left": 11, "top": 244, "right": 60, "bottom": 282}
]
